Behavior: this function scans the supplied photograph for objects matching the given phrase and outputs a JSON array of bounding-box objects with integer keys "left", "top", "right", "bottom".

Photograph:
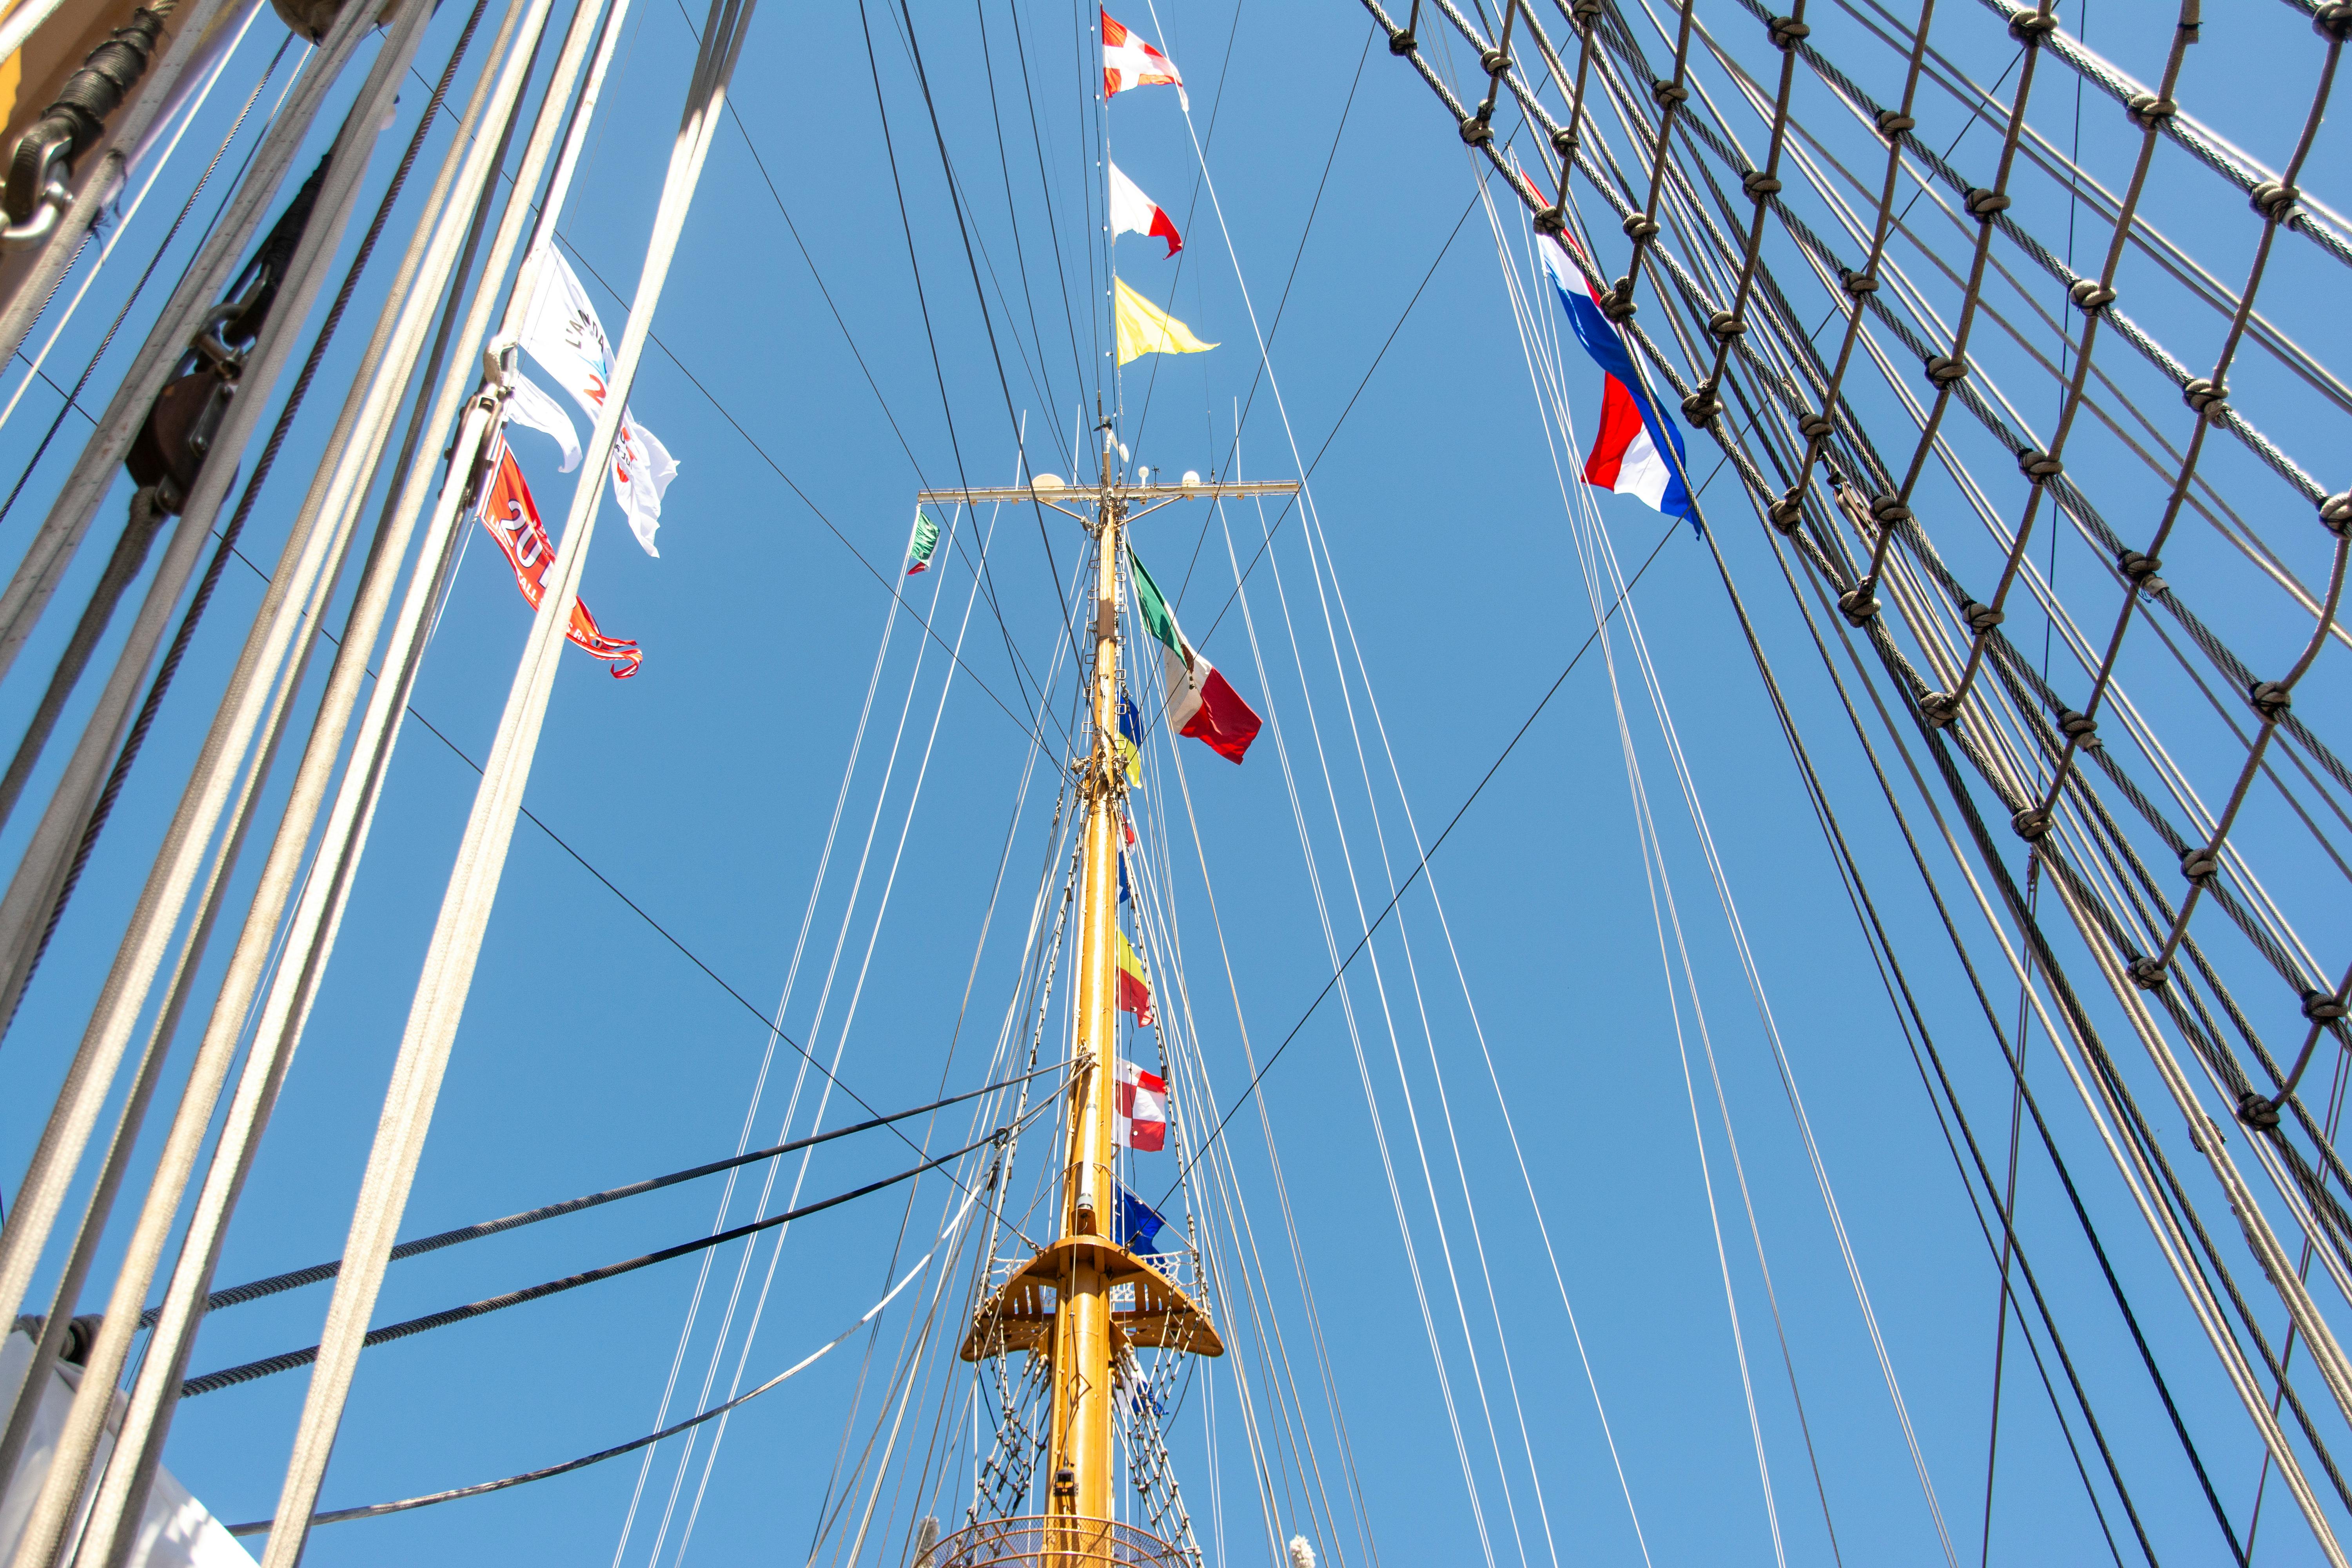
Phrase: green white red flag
[{"left": 1129, "top": 546, "right": 1260, "bottom": 763}]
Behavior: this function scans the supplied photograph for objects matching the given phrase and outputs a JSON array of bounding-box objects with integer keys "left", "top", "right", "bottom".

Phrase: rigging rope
[{"left": 216, "top": 1179, "right": 996, "bottom": 1537}]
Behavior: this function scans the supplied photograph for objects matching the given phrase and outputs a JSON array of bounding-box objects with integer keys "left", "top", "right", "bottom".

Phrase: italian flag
[{"left": 1129, "top": 547, "right": 1262, "bottom": 764}]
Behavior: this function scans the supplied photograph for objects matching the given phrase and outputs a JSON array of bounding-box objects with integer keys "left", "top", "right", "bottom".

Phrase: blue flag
[{"left": 1114, "top": 1182, "right": 1169, "bottom": 1254}]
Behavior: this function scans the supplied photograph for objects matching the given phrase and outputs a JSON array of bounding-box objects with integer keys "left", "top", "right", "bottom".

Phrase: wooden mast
[
  {"left": 1047, "top": 416, "right": 1126, "bottom": 1532},
  {"left": 916, "top": 456, "right": 1285, "bottom": 1561}
]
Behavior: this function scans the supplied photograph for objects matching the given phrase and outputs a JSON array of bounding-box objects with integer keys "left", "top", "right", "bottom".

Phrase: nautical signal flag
[
  {"left": 1115, "top": 1060, "right": 1168, "bottom": 1151},
  {"left": 1102, "top": 9, "right": 1186, "bottom": 110},
  {"left": 1108, "top": 161, "right": 1182, "bottom": 256},
  {"left": 1114, "top": 1181, "right": 1170, "bottom": 1254},
  {"left": 1526, "top": 208, "right": 1699, "bottom": 532},
  {"left": 1116, "top": 930, "right": 1156, "bottom": 1028},
  {"left": 474, "top": 439, "right": 641, "bottom": 677},
  {"left": 1117, "top": 693, "right": 1145, "bottom": 788},
  {"left": 906, "top": 508, "right": 941, "bottom": 574},
  {"left": 1113, "top": 277, "right": 1215, "bottom": 367},
  {"left": 1128, "top": 547, "right": 1261, "bottom": 763}
]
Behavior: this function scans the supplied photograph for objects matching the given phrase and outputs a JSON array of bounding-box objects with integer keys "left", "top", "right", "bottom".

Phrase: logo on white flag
[{"left": 519, "top": 247, "right": 678, "bottom": 557}]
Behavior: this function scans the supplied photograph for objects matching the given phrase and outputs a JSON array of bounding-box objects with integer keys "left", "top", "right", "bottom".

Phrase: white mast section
[
  {"left": 0, "top": 0, "right": 433, "bottom": 1349},
  {"left": 0, "top": 0, "right": 595, "bottom": 1563},
  {"left": 256, "top": 2, "right": 764, "bottom": 1561},
  {"left": 75, "top": 0, "right": 637, "bottom": 1557}
]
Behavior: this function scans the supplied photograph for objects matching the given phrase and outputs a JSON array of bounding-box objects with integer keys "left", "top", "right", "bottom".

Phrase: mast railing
[{"left": 931, "top": 1514, "right": 1187, "bottom": 1568}]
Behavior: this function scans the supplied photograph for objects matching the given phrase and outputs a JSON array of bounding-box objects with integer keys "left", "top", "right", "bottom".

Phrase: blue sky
[{"left": 2, "top": 2, "right": 2349, "bottom": 1568}]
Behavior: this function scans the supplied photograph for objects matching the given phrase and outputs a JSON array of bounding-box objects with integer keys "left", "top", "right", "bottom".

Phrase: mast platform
[{"left": 961, "top": 1237, "right": 1224, "bottom": 1361}]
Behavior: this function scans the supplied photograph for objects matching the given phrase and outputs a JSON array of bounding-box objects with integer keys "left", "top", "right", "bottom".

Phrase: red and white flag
[
  {"left": 1115, "top": 1061, "right": 1168, "bottom": 1152},
  {"left": 475, "top": 439, "right": 642, "bottom": 677},
  {"left": 1102, "top": 9, "right": 1187, "bottom": 110},
  {"left": 1108, "top": 161, "right": 1182, "bottom": 257}
]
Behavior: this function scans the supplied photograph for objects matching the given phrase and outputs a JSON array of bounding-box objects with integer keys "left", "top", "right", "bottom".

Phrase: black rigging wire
[
  {"left": 137, "top": 1061, "right": 1064, "bottom": 1328},
  {"left": 855, "top": 0, "right": 1087, "bottom": 689},
  {"left": 178, "top": 1116, "right": 1033, "bottom": 1398},
  {"left": 1161, "top": 509, "right": 1682, "bottom": 1201}
]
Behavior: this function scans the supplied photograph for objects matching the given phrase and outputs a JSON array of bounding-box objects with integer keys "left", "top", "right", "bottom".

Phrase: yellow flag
[{"left": 1114, "top": 276, "right": 1217, "bottom": 366}]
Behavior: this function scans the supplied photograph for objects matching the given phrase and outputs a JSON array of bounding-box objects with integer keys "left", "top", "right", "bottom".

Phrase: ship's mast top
[{"left": 917, "top": 450, "right": 1289, "bottom": 1561}]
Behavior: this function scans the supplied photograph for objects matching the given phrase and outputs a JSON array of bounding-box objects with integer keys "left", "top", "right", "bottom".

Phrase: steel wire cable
[
  {"left": 1769, "top": 456, "right": 2324, "bottom": 1568},
  {"left": 179, "top": 1117, "right": 1030, "bottom": 1399},
  {"left": 1836, "top": 593, "right": 2352, "bottom": 1544},
  {"left": 112, "top": 1064, "right": 1063, "bottom": 1328},
  {"left": 214, "top": 1179, "right": 998, "bottom": 1538},
  {"left": 1710, "top": 188, "right": 2352, "bottom": 1160},
  {"left": 1973, "top": 0, "right": 2352, "bottom": 271},
  {"left": 1832, "top": 0, "right": 2352, "bottom": 418},
  {"left": 1755, "top": 7, "right": 2337, "bottom": 509},
  {"left": 1534, "top": 52, "right": 2352, "bottom": 1542},
  {"left": 1693, "top": 211, "right": 2352, "bottom": 1382},
  {"left": 2022, "top": 27, "right": 2344, "bottom": 824},
  {"left": 1761, "top": 516, "right": 2160, "bottom": 1567},
  {"left": 1594, "top": 83, "right": 2352, "bottom": 1048}
]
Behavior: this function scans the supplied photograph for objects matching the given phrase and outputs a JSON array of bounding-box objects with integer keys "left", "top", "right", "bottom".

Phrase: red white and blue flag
[{"left": 1531, "top": 221, "right": 1698, "bottom": 531}]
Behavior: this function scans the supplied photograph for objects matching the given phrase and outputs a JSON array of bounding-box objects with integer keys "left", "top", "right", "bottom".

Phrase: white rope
[
  {"left": 254, "top": 3, "right": 764, "bottom": 1557},
  {"left": 665, "top": 466, "right": 1038, "bottom": 1568}
]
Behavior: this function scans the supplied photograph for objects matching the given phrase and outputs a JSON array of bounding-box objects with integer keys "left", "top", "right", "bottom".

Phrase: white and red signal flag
[
  {"left": 1520, "top": 191, "right": 1697, "bottom": 532},
  {"left": 1108, "top": 160, "right": 1182, "bottom": 257},
  {"left": 1102, "top": 9, "right": 1187, "bottom": 110},
  {"left": 1116, "top": 1060, "right": 1169, "bottom": 1152},
  {"left": 474, "top": 440, "right": 641, "bottom": 677}
]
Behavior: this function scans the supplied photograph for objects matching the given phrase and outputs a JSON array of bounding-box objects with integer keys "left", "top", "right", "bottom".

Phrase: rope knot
[
  {"left": 1621, "top": 212, "right": 1660, "bottom": 241},
  {"left": 1918, "top": 691, "right": 1961, "bottom": 727},
  {"left": 2125, "top": 91, "right": 2176, "bottom": 129},
  {"left": 1963, "top": 187, "right": 2012, "bottom": 221},
  {"left": 1924, "top": 354, "right": 1969, "bottom": 386},
  {"left": 2006, "top": 10, "right": 2058, "bottom": 43},
  {"left": 2321, "top": 492, "right": 2352, "bottom": 537},
  {"left": 2067, "top": 277, "right": 2116, "bottom": 311},
  {"left": 2247, "top": 680, "right": 2293, "bottom": 721},
  {"left": 1961, "top": 599, "right": 2004, "bottom": 634},
  {"left": 1766, "top": 14, "right": 1811, "bottom": 49},
  {"left": 2181, "top": 377, "right": 2228, "bottom": 419},
  {"left": 2179, "top": 845, "right": 2221, "bottom": 883},
  {"left": 2250, "top": 180, "right": 2299, "bottom": 221}
]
